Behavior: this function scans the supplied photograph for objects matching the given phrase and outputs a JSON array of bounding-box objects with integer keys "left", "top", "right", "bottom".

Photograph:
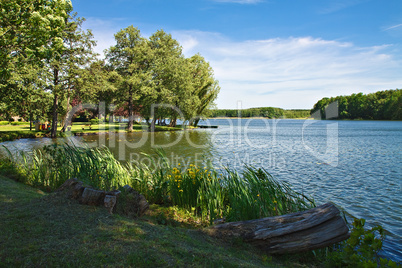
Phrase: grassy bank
[
  {"left": 0, "top": 175, "right": 298, "bottom": 267},
  {"left": 0, "top": 122, "right": 184, "bottom": 142},
  {"left": 1, "top": 144, "right": 314, "bottom": 223},
  {"left": 1, "top": 145, "right": 398, "bottom": 267}
]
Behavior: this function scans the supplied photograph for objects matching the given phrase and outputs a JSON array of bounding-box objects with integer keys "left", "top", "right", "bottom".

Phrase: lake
[{"left": 1, "top": 119, "right": 401, "bottom": 261}]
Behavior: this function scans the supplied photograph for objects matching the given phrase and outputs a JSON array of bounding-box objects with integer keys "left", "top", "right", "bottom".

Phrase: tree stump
[{"left": 207, "top": 203, "right": 350, "bottom": 254}]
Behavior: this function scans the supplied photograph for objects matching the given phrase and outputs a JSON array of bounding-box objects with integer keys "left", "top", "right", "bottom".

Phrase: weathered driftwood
[
  {"left": 56, "top": 178, "right": 149, "bottom": 216},
  {"left": 208, "top": 203, "right": 349, "bottom": 254}
]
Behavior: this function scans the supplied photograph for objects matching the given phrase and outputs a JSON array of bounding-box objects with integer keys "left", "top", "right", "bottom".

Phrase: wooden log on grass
[
  {"left": 56, "top": 178, "right": 149, "bottom": 216},
  {"left": 208, "top": 203, "right": 349, "bottom": 254}
]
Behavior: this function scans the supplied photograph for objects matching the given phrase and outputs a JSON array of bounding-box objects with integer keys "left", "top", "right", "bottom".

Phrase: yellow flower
[
  {"left": 257, "top": 194, "right": 260, "bottom": 197},
  {"left": 179, "top": 189, "right": 183, "bottom": 193}
]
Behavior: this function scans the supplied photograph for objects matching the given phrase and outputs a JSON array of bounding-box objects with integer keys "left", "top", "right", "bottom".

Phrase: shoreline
[{"left": 0, "top": 123, "right": 190, "bottom": 143}]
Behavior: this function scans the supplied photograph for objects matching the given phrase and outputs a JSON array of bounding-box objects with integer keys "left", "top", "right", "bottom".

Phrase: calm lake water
[{"left": 1, "top": 119, "right": 401, "bottom": 261}]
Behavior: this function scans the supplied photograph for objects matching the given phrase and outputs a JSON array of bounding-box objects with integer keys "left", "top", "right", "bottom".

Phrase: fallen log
[
  {"left": 56, "top": 178, "right": 149, "bottom": 216},
  {"left": 207, "top": 203, "right": 349, "bottom": 254}
]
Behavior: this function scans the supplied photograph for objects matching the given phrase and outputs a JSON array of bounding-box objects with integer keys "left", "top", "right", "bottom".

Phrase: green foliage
[
  {"left": 223, "top": 167, "right": 314, "bottom": 222},
  {"left": 0, "top": 131, "right": 46, "bottom": 143},
  {"left": 210, "top": 107, "right": 287, "bottom": 118},
  {"left": 127, "top": 151, "right": 315, "bottom": 224},
  {"left": 283, "top": 109, "right": 311, "bottom": 118},
  {"left": 2, "top": 144, "right": 130, "bottom": 191},
  {"left": 90, "top": 118, "right": 100, "bottom": 125},
  {"left": 0, "top": 121, "right": 10, "bottom": 125},
  {"left": 10, "top": 121, "right": 29, "bottom": 125},
  {"left": 311, "top": 89, "right": 402, "bottom": 120},
  {"left": 2, "top": 145, "right": 314, "bottom": 224},
  {"left": 325, "top": 218, "right": 400, "bottom": 267}
]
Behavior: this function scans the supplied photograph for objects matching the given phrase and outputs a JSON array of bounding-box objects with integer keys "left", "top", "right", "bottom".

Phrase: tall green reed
[
  {"left": 2, "top": 144, "right": 131, "bottom": 191},
  {"left": 1, "top": 145, "right": 315, "bottom": 224}
]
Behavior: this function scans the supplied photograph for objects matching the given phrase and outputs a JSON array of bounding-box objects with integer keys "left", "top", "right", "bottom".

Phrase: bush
[
  {"left": 10, "top": 121, "right": 29, "bottom": 125},
  {"left": 0, "top": 121, "right": 10, "bottom": 125},
  {"left": 325, "top": 218, "right": 399, "bottom": 267},
  {"left": 90, "top": 118, "right": 100, "bottom": 125}
]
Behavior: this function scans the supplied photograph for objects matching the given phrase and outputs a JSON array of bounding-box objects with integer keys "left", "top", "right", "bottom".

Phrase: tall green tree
[
  {"left": 74, "top": 60, "right": 118, "bottom": 123},
  {"left": 0, "top": 0, "right": 73, "bottom": 124},
  {"left": 311, "top": 89, "right": 402, "bottom": 120},
  {"left": 143, "top": 29, "right": 202, "bottom": 130},
  {"left": 187, "top": 54, "right": 220, "bottom": 127},
  {"left": 44, "top": 14, "right": 96, "bottom": 137},
  {"left": 105, "top": 25, "right": 151, "bottom": 131}
]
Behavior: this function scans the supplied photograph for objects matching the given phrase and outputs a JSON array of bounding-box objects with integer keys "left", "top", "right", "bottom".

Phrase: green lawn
[
  {"left": 0, "top": 175, "right": 305, "bottom": 267},
  {"left": 0, "top": 122, "right": 185, "bottom": 142},
  {"left": 0, "top": 122, "right": 183, "bottom": 132}
]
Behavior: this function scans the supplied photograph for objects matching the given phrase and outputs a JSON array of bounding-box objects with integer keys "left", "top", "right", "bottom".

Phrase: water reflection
[{"left": 81, "top": 130, "right": 215, "bottom": 166}]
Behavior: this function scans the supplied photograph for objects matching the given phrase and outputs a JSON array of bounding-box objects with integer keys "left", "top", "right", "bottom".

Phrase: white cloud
[
  {"left": 82, "top": 18, "right": 402, "bottom": 110},
  {"left": 384, "top": 23, "right": 402, "bottom": 31},
  {"left": 174, "top": 31, "right": 402, "bottom": 109}
]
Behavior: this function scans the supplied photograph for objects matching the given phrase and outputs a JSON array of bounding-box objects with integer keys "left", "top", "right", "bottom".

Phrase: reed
[
  {"left": 1, "top": 145, "right": 315, "bottom": 224},
  {"left": 2, "top": 144, "right": 130, "bottom": 191}
]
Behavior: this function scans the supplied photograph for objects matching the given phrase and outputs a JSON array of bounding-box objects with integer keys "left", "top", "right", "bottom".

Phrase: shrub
[
  {"left": 0, "top": 121, "right": 10, "bottom": 125},
  {"left": 90, "top": 118, "right": 100, "bottom": 125},
  {"left": 325, "top": 218, "right": 399, "bottom": 267},
  {"left": 10, "top": 121, "right": 29, "bottom": 125}
]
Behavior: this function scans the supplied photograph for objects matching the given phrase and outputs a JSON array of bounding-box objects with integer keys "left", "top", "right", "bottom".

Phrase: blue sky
[{"left": 72, "top": 0, "right": 402, "bottom": 109}]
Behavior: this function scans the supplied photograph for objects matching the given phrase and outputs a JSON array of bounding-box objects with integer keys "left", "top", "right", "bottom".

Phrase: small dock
[{"left": 198, "top": 125, "right": 218, "bottom": 129}]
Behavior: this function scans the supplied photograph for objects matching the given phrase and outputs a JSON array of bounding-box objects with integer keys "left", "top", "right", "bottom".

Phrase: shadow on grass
[{"left": 0, "top": 176, "right": 288, "bottom": 267}]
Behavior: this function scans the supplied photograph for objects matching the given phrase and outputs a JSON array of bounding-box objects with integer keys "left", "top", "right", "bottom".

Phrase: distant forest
[
  {"left": 209, "top": 107, "right": 310, "bottom": 118},
  {"left": 311, "top": 89, "right": 401, "bottom": 120}
]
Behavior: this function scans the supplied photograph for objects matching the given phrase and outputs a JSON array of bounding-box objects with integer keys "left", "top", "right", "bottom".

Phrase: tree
[
  {"left": 187, "top": 54, "right": 220, "bottom": 127},
  {"left": 0, "top": 0, "right": 74, "bottom": 126},
  {"left": 145, "top": 29, "right": 186, "bottom": 130},
  {"left": 105, "top": 25, "right": 151, "bottom": 131},
  {"left": 41, "top": 14, "right": 96, "bottom": 137},
  {"left": 311, "top": 89, "right": 402, "bottom": 120},
  {"left": 0, "top": 1, "right": 96, "bottom": 137},
  {"left": 74, "top": 60, "right": 118, "bottom": 124}
]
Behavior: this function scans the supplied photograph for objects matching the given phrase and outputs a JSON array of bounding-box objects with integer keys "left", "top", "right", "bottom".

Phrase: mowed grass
[
  {"left": 0, "top": 122, "right": 183, "bottom": 133},
  {"left": 0, "top": 175, "right": 302, "bottom": 267},
  {"left": 0, "top": 122, "right": 184, "bottom": 142}
]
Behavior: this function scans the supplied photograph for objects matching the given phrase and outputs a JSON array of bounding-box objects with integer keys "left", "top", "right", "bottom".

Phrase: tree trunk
[
  {"left": 193, "top": 118, "right": 200, "bottom": 127},
  {"left": 127, "top": 86, "right": 133, "bottom": 131},
  {"left": 29, "top": 112, "right": 33, "bottom": 131},
  {"left": 169, "top": 117, "right": 177, "bottom": 127},
  {"left": 149, "top": 117, "right": 156, "bottom": 132},
  {"left": 50, "top": 68, "right": 59, "bottom": 138},
  {"left": 51, "top": 94, "right": 58, "bottom": 138},
  {"left": 207, "top": 203, "right": 350, "bottom": 255},
  {"left": 61, "top": 95, "right": 70, "bottom": 132}
]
